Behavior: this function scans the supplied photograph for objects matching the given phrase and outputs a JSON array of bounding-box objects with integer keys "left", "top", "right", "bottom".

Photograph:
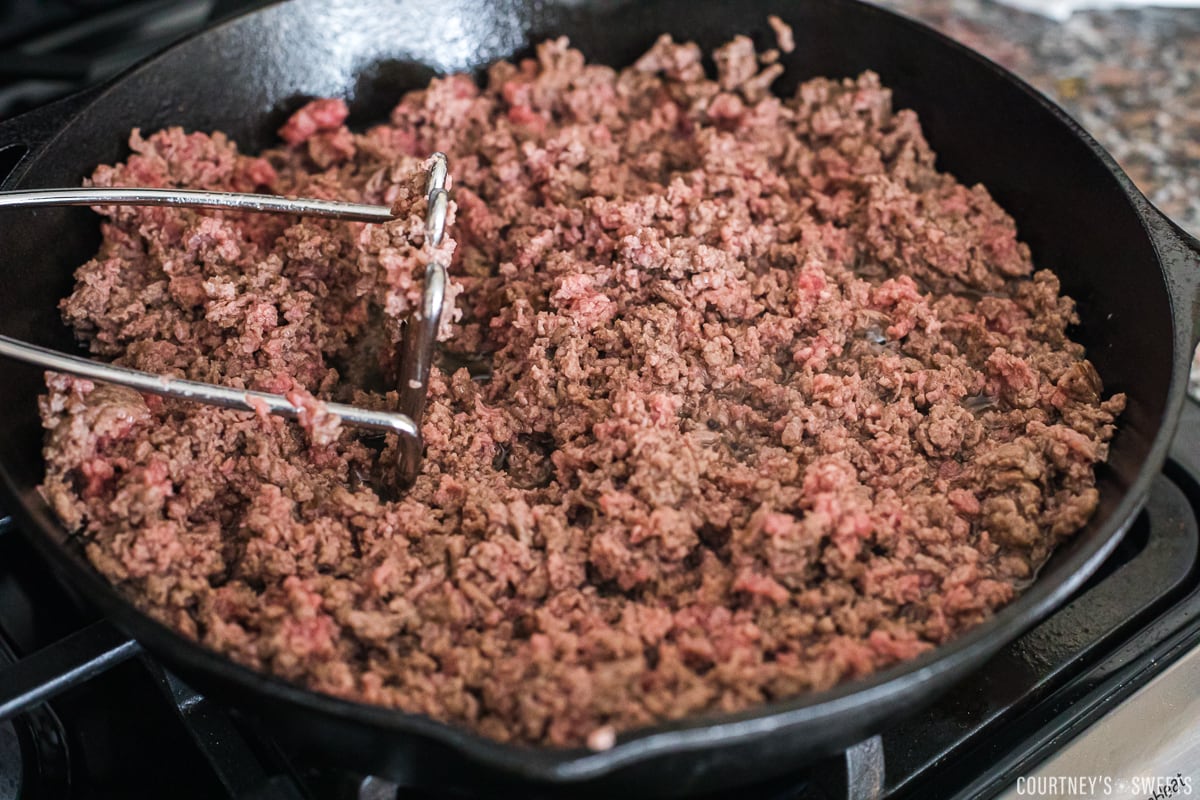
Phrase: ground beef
[{"left": 39, "top": 28, "right": 1124, "bottom": 748}]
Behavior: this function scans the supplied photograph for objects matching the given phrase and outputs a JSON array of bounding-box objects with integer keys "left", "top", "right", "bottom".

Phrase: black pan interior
[{"left": 0, "top": 0, "right": 1182, "bottom": 791}]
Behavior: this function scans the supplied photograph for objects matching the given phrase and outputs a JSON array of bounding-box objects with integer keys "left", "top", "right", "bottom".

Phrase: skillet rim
[{"left": 0, "top": 0, "right": 1192, "bottom": 782}]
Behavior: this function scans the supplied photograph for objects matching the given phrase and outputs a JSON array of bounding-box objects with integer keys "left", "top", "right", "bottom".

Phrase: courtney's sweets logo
[
  {"left": 1015, "top": 776, "right": 1112, "bottom": 796},
  {"left": 1013, "top": 774, "right": 1193, "bottom": 798},
  {"left": 1135, "top": 774, "right": 1193, "bottom": 799}
]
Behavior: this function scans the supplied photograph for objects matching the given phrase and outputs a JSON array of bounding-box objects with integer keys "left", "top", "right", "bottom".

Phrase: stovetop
[{"left": 1, "top": 2, "right": 1199, "bottom": 798}]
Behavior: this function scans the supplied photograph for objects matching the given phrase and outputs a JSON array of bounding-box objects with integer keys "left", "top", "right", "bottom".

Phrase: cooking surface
[
  {"left": 997, "top": 642, "right": 1200, "bottom": 800},
  {"left": 0, "top": 1, "right": 1198, "bottom": 798}
]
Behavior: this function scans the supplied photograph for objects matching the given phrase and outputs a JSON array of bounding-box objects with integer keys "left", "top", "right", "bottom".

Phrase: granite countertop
[{"left": 874, "top": 0, "right": 1200, "bottom": 398}]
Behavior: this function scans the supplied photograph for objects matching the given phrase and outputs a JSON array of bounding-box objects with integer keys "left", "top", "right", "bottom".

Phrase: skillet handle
[
  {"left": 1144, "top": 200, "right": 1200, "bottom": 350},
  {"left": 0, "top": 86, "right": 101, "bottom": 187}
]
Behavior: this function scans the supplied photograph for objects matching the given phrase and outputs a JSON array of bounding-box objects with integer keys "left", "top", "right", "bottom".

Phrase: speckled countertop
[{"left": 873, "top": 0, "right": 1200, "bottom": 398}]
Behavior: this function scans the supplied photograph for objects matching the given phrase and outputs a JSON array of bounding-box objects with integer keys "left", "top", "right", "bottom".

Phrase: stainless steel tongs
[{"left": 0, "top": 153, "right": 451, "bottom": 485}]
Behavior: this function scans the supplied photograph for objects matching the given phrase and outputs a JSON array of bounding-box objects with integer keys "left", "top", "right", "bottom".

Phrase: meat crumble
[{"left": 39, "top": 28, "right": 1124, "bottom": 747}]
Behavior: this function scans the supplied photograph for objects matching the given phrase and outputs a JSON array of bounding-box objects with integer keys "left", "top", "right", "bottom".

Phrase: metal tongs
[{"left": 0, "top": 153, "right": 451, "bottom": 485}]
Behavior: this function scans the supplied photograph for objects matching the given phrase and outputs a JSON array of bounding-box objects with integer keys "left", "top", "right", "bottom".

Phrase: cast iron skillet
[{"left": 0, "top": 0, "right": 1197, "bottom": 795}]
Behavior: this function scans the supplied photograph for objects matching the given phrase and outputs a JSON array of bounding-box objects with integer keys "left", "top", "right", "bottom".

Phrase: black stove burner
[{"left": 0, "top": 669, "right": 70, "bottom": 800}]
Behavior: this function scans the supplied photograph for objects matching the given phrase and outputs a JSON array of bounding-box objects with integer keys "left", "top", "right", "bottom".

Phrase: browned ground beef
[{"left": 39, "top": 30, "right": 1124, "bottom": 748}]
